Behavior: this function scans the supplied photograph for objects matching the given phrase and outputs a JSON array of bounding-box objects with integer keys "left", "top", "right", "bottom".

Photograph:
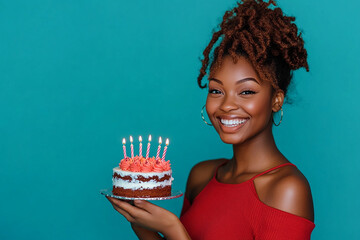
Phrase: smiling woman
[
  {"left": 106, "top": 0, "right": 315, "bottom": 239},
  {"left": 205, "top": 56, "right": 278, "bottom": 144}
]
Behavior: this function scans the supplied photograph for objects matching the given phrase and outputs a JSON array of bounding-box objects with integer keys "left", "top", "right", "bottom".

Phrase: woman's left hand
[{"left": 106, "top": 196, "right": 180, "bottom": 234}]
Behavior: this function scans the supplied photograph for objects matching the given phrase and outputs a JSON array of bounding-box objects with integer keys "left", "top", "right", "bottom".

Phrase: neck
[{"left": 230, "top": 123, "right": 285, "bottom": 174}]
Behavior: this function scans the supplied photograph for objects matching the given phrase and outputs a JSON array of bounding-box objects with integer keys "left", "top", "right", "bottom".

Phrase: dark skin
[{"left": 106, "top": 55, "right": 314, "bottom": 239}]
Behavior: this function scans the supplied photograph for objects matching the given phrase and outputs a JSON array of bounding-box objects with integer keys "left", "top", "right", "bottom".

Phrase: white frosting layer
[{"left": 112, "top": 167, "right": 173, "bottom": 190}]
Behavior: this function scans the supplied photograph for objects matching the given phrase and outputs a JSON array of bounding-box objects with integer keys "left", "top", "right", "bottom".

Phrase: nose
[{"left": 220, "top": 94, "right": 239, "bottom": 112}]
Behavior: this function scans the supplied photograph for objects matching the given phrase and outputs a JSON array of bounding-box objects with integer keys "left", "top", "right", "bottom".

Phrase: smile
[{"left": 219, "top": 118, "right": 248, "bottom": 128}]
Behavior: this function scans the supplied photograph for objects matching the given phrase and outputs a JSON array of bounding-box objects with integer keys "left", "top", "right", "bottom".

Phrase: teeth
[{"left": 220, "top": 118, "right": 247, "bottom": 126}]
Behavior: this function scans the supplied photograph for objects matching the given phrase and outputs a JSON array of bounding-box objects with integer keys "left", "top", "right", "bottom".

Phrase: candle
[
  {"left": 122, "top": 138, "right": 127, "bottom": 159},
  {"left": 130, "top": 136, "right": 134, "bottom": 158},
  {"left": 161, "top": 138, "right": 169, "bottom": 162},
  {"left": 146, "top": 135, "right": 152, "bottom": 159},
  {"left": 139, "top": 136, "right": 143, "bottom": 157},
  {"left": 155, "top": 137, "right": 162, "bottom": 160}
]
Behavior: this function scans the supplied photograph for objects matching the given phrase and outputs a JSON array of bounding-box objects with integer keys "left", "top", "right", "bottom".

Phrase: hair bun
[{"left": 197, "top": 0, "right": 309, "bottom": 96}]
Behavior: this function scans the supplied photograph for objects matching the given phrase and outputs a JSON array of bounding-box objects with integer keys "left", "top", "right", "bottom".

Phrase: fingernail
[{"left": 134, "top": 200, "right": 142, "bottom": 205}]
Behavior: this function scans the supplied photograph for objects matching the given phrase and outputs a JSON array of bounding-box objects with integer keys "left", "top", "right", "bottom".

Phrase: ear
[{"left": 272, "top": 89, "right": 284, "bottom": 112}]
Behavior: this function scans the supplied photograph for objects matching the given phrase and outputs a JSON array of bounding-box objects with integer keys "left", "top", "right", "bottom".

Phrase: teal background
[{"left": 1, "top": 0, "right": 359, "bottom": 239}]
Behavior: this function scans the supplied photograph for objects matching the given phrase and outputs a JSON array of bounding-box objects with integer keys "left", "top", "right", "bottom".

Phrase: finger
[
  {"left": 112, "top": 204, "right": 136, "bottom": 222},
  {"left": 106, "top": 196, "right": 130, "bottom": 208},
  {"left": 105, "top": 197, "right": 137, "bottom": 222},
  {"left": 106, "top": 196, "right": 129, "bottom": 207},
  {"left": 105, "top": 196, "right": 120, "bottom": 207},
  {"left": 133, "top": 200, "right": 158, "bottom": 213},
  {"left": 107, "top": 197, "right": 148, "bottom": 219}
]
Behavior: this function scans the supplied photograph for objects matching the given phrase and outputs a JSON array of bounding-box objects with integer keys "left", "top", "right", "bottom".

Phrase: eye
[
  {"left": 208, "top": 88, "right": 222, "bottom": 94},
  {"left": 240, "top": 90, "right": 256, "bottom": 95}
]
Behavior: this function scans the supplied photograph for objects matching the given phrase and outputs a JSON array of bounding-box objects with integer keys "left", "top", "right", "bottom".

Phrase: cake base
[{"left": 112, "top": 186, "right": 171, "bottom": 198}]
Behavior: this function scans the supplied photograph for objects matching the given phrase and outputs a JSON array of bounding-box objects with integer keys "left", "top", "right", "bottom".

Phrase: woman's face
[{"left": 206, "top": 55, "right": 281, "bottom": 144}]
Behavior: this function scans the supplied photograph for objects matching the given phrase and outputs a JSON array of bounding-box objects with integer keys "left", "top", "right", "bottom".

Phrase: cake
[{"left": 112, "top": 156, "right": 173, "bottom": 197}]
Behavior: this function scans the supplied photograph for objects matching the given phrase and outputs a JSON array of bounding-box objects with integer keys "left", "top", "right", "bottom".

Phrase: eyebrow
[{"left": 208, "top": 77, "right": 260, "bottom": 85}]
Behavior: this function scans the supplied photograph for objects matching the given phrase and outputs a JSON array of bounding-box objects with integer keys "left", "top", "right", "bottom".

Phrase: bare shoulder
[
  {"left": 185, "top": 159, "right": 227, "bottom": 203},
  {"left": 254, "top": 164, "right": 315, "bottom": 222}
]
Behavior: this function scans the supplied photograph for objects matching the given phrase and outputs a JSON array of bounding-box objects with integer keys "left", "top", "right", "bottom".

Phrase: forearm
[
  {"left": 162, "top": 219, "right": 191, "bottom": 240},
  {"left": 132, "top": 219, "right": 191, "bottom": 240},
  {"left": 131, "top": 224, "right": 164, "bottom": 240}
]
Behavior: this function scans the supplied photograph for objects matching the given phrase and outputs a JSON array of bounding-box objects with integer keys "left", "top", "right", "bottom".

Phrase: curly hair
[{"left": 197, "top": 0, "right": 309, "bottom": 96}]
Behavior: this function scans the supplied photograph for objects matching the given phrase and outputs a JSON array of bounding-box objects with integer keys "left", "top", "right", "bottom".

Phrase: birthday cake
[{"left": 112, "top": 136, "right": 173, "bottom": 198}]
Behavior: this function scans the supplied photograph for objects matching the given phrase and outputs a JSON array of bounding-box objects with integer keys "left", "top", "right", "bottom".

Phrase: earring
[
  {"left": 201, "top": 105, "right": 213, "bottom": 126},
  {"left": 272, "top": 107, "right": 283, "bottom": 126}
]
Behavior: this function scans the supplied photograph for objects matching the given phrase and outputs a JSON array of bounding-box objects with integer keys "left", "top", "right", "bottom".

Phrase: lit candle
[
  {"left": 161, "top": 138, "right": 169, "bottom": 162},
  {"left": 155, "top": 137, "right": 162, "bottom": 160},
  {"left": 139, "top": 136, "right": 143, "bottom": 157},
  {"left": 146, "top": 135, "right": 152, "bottom": 159},
  {"left": 130, "top": 136, "right": 134, "bottom": 158},
  {"left": 122, "top": 138, "right": 127, "bottom": 159}
]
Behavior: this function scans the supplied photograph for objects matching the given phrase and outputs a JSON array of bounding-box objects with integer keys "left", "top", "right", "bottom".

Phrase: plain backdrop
[{"left": 1, "top": 0, "right": 359, "bottom": 239}]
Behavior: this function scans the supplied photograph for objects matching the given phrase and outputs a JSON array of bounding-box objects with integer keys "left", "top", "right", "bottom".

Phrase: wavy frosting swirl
[
  {"left": 120, "top": 158, "right": 131, "bottom": 171},
  {"left": 119, "top": 156, "right": 171, "bottom": 173}
]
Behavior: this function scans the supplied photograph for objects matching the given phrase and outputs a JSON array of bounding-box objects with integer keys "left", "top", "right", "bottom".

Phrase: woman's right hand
[{"left": 106, "top": 196, "right": 191, "bottom": 240}]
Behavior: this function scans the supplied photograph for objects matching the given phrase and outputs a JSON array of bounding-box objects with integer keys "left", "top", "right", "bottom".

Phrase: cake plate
[{"left": 100, "top": 188, "right": 183, "bottom": 200}]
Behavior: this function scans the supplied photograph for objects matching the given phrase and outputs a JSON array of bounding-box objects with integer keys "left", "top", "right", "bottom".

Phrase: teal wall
[{"left": 1, "top": 0, "right": 359, "bottom": 239}]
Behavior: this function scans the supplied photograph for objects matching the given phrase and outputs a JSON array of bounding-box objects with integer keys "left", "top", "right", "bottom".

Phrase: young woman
[{"left": 106, "top": 0, "right": 315, "bottom": 239}]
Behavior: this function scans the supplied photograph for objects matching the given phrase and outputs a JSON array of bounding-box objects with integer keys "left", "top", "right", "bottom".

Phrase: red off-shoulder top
[{"left": 180, "top": 163, "right": 315, "bottom": 240}]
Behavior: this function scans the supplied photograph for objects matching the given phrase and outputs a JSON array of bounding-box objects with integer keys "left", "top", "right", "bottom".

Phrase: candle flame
[
  {"left": 122, "top": 138, "right": 126, "bottom": 144},
  {"left": 130, "top": 136, "right": 133, "bottom": 143},
  {"left": 148, "top": 135, "right": 152, "bottom": 142},
  {"left": 165, "top": 138, "right": 169, "bottom": 146},
  {"left": 139, "top": 136, "right": 142, "bottom": 142},
  {"left": 159, "top": 137, "right": 162, "bottom": 144}
]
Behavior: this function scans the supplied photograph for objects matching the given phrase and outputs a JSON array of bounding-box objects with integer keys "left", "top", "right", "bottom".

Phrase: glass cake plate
[{"left": 100, "top": 188, "right": 183, "bottom": 200}]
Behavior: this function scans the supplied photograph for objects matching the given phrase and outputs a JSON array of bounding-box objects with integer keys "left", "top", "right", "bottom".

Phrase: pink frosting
[
  {"left": 119, "top": 155, "right": 171, "bottom": 173},
  {"left": 161, "top": 160, "right": 171, "bottom": 171},
  {"left": 129, "top": 162, "right": 141, "bottom": 172},
  {"left": 153, "top": 161, "right": 164, "bottom": 172},
  {"left": 119, "top": 158, "right": 131, "bottom": 171},
  {"left": 141, "top": 161, "right": 153, "bottom": 172}
]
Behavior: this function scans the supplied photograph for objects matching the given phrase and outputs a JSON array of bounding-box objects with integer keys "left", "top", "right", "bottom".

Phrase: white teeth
[{"left": 220, "top": 118, "right": 247, "bottom": 126}]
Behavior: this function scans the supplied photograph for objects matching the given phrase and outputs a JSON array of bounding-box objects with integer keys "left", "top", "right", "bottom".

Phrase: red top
[{"left": 180, "top": 162, "right": 315, "bottom": 240}]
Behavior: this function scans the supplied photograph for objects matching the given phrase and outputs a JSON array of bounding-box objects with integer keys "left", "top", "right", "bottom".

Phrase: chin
[
  {"left": 217, "top": 133, "right": 246, "bottom": 145},
  {"left": 212, "top": 122, "right": 248, "bottom": 145}
]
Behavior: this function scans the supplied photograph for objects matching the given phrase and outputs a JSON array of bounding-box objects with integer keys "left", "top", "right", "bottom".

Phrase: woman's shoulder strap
[{"left": 250, "top": 163, "right": 297, "bottom": 180}]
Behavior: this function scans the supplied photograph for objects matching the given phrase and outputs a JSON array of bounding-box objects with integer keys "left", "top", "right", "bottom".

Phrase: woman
[{"left": 106, "top": 0, "right": 315, "bottom": 239}]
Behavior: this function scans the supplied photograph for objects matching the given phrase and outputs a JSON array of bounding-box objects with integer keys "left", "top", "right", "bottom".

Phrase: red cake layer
[{"left": 112, "top": 186, "right": 171, "bottom": 198}]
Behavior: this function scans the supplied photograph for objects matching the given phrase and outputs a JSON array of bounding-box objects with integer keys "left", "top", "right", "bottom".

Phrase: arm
[
  {"left": 107, "top": 159, "right": 225, "bottom": 239},
  {"left": 106, "top": 197, "right": 191, "bottom": 240},
  {"left": 254, "top": 173, "right": 315, "bottom": 239},
  {"left": 131, "top": 223, "right": 189, "bottom": 240},
  {"left": 183, "top": 159, "right": 227, "bottom": 203},
  {"left": 131, "top": 223, "right": 164, "bottom": 240},
  {"left": 265, "top": 173, "right": 314, "bottom": 222}
]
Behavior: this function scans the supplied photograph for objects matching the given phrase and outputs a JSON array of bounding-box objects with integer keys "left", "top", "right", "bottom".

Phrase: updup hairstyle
[{"left": 197, "top": 0, "right": 309, "bottom": 97}]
